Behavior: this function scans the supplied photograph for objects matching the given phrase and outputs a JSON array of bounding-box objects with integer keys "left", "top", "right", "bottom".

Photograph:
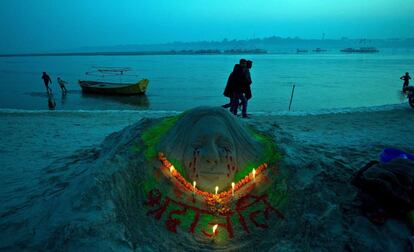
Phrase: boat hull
[{"left": 78, "top": 79, "right": 149, "bottom": 95}]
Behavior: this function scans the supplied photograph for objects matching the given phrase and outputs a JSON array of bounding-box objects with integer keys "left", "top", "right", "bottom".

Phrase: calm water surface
[{"left": 0, "top": 53, "right": 413, "bottom": 112}]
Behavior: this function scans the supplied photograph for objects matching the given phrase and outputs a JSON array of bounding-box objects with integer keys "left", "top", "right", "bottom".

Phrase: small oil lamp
[
  {"left": 252, "top": 168, "right": 256, "bottom": 182},
  {"left": 212, "top": 224, "right": 218, "bottom": 236}
]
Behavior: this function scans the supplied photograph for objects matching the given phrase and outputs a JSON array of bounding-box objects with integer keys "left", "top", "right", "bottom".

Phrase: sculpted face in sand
[
  {"left": 158, "top": 107, "right": 262, "bottom": 192},
  {"left": 184, "top": 116, "right": 236, "bottom": 191}
]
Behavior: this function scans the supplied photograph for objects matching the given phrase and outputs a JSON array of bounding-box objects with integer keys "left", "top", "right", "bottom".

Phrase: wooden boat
[
  {"left": 78, "top": 79, "right": 149, "bottom": 95},
  {"left": 78, "top": 67, "right": 149, "bottom": 95}
]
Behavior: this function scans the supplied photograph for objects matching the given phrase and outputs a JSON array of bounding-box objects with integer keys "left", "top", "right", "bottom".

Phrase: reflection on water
[
  {"left": 26, "top": 91, "right": 52, "bottom": 98},
  {"left": 24, "top": 90, "right": 150, "bottom": 110},
  {"left": 47, "top": 92, "right": 56, "bottom": 110},
  {"left": 81, "top": 93, "right": 150, "bottom": 108},
  {"left": 61, "top": 92, "right": 67, "bottom": 105}
]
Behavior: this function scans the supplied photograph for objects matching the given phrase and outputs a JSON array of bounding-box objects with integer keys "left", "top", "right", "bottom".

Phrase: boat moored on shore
[
  {"left": 78, "top": 79, "right": 149, "bottom": 95},
  {"left": 78, "top": 67, "right": 149, "bottom": 95}
]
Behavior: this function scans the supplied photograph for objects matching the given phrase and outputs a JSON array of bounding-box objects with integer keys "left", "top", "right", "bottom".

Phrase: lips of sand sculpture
[{"left": 157, "top": 107, "right": 264, "bottom": 192}]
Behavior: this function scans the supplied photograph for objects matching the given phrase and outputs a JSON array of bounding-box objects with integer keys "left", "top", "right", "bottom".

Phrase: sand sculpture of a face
[{"left": 158, "top": 107, "right": 263, "bottom": 192}]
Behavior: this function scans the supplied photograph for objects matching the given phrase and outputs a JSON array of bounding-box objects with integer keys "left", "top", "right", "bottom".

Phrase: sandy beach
[{"left": 0, "top": 104, "right": 413, "bottom": 251}]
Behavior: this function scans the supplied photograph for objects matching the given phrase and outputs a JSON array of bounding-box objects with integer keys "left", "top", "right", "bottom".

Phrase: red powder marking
[
  {"left": 145, "top": 189, "right": 284, "bottom": 239},
  {"left": 144, "top": 189, "right": 162, "bottom": 207},
  {"left": 263, "top": 200, "right": 285, "bottom": 220},
  {"left": 260, "top": 174, "right": 270, "bottom": 183},
  {"left": 145, "top": 191, "right": 170, "bottom": 220},
  {"left": 245, "top": 183, "right": 255, "bottom": 192},
  {"left": 202, "top": 229, "right": 215, "bottom": 238},
  {"left": 249, "top": 210, "right": 269, "bottom": 229},
  {"left": 193, "top": 155, "right": 197, "bottom": 173},
  {"left": 237, "top": 211, "right": 250, "bottom": 234},
  {"left": 189, "top": 211, "right": 201, "bottom": 233},
  {"left": 154, "top": 169, "right": 163, "bottom": 179},
  {"left": 165, "top": 207, "right": 188, "bottom": 233},
  {"left": 202, "top": 218, "right": 233, "bottom": 239},
  {"left": 223, "top": 215, "right": 234, "bottom": 239},
  {"left": 173, "top": 184, "right": 184, "bottom": 199}
]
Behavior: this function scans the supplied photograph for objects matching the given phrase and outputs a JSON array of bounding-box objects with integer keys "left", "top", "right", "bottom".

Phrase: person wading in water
[
  {"left": 42, "top": 72, "right": 52, "bottom": 94},
  {"left": 400, "top": 72, "right": 411, "bottom": 92}
]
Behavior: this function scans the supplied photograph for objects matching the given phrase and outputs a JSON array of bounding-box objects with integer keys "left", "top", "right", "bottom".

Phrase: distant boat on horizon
[
  {"left": 312, "top": 48, "right": 327, "bottom": 52},
  {"left": 340, "top": 47, "right": 379, "bottom": 53},
  {"left": 296, "top": 49, "right": 308, "bottom": 53},
  {"left": 223, "top": 49, "right": 267, "bottom": 54}
]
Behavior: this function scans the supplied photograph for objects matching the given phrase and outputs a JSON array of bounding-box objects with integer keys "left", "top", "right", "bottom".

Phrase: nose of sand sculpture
[{"left": 158, "top": 107, "right": 263, "bottom": 192}]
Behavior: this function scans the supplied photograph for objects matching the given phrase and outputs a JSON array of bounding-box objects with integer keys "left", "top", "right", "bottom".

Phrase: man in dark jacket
[
  {"left": 222, "top": 64, "right": 241, "bottom": 108},
  {"left": 230, "top": 59, "right": 250, "bottom": 117}
]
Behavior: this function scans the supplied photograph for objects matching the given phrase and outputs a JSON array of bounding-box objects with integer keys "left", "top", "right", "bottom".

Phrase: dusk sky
[{"left": 1, "top": 0, "right": 414, "bottom": 53}]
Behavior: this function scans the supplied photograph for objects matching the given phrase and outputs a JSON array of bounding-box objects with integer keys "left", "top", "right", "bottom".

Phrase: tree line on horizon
[{"left": 80, "top": 36, "right": 414, "bottom": 53}]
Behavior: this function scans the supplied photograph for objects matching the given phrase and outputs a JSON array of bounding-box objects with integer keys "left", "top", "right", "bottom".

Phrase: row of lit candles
[{"left": 159, "top": 152, "right": 267, "bottom": 199}]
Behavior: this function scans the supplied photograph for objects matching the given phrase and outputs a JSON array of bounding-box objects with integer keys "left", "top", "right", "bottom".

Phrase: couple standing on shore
[{"left": 222, "top": 59, "right": 253, "bottom": 118}]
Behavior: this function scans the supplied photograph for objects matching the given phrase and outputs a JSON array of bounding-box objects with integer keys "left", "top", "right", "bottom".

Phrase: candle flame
[
  {"left": 252, "top": 168, "right": 256, "bottom": 181},
  {"left": 170, "top": 165, "right": 175, "bottom": 173},
  {"left": 212, "top": 224, "right": 218, "bottom": 234},
  {"left": 193, "top": 181, "right": 196, "bottom": 188},
  {"left": 215, "top": 186, "right": 219, "bottom": 195},
  {"left": 231, "top": 182, "right": 235, "bottom": 196}
]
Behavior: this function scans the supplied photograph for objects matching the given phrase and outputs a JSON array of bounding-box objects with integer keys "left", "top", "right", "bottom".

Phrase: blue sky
[{"left": 0, "top": 0, "right": 413, "bottom": 53}]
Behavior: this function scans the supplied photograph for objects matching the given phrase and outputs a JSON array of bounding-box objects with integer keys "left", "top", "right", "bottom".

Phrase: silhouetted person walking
[
  {"left": 42, "top": 72, "right": 52, "bottom": 94},
  {"left": 230, "top": 59, "right": 250, "bottom": 118},
  {"left": 57, "top": 77, "right": 68, "bottom": 94},
  {"left": 401, "top": 72, "right": 411, "bottom": 92},
  {"left": 222, "top": 64, "right": 241, "bottom": 108},
  {"left": 244, "top": 60, "right": 253, "bottom": 100}
]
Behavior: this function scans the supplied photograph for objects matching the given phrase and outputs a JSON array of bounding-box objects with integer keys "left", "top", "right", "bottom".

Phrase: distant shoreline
[{"left": 0, "top": 49, "right": 268, "bottom": 58}]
